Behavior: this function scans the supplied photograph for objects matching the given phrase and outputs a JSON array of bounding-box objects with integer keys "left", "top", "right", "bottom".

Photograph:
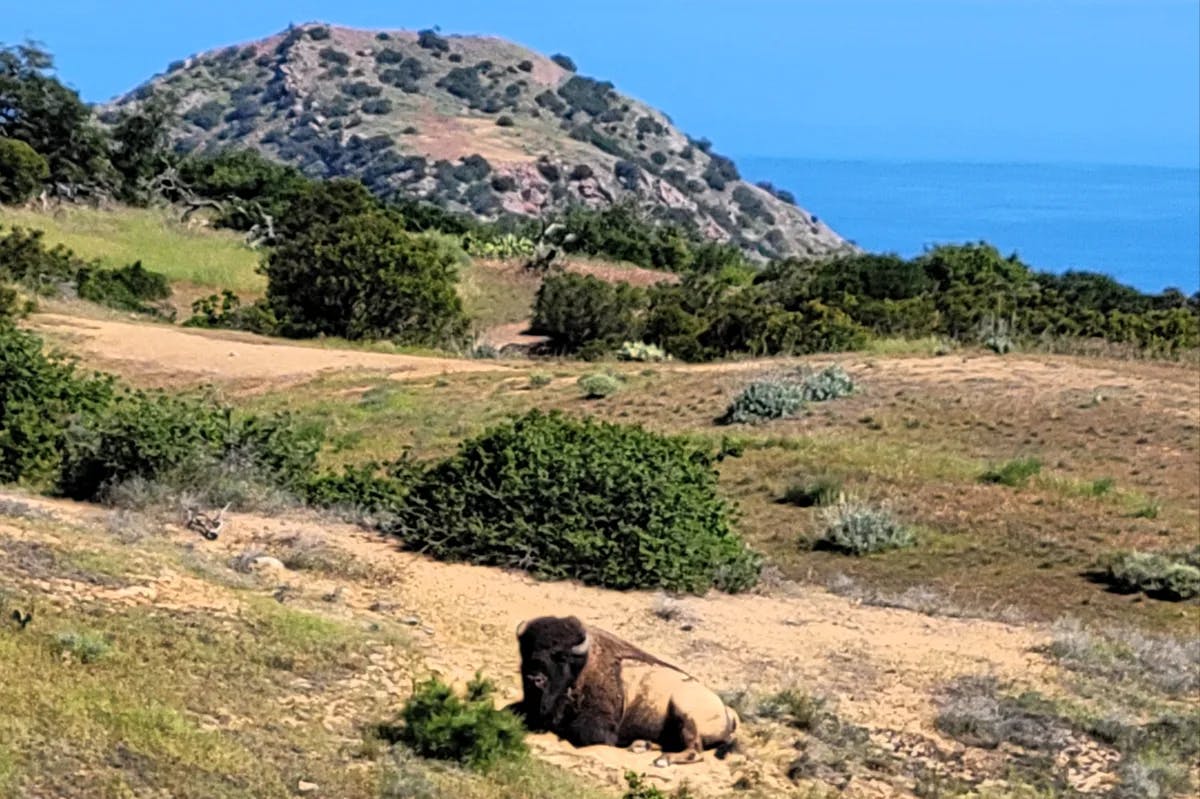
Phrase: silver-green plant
[{"left": 816, "top": 500, "right": 914, "bottom": 555}]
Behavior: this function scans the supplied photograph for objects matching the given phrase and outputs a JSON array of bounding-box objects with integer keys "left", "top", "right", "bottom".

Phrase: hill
[{"left": 104, "top": 23, "right": 854, "bottom": 262}]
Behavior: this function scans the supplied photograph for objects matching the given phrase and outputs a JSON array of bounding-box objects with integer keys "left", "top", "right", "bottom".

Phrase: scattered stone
[{"left": 297, "top": 779, "right": 318, "bottom": 793}]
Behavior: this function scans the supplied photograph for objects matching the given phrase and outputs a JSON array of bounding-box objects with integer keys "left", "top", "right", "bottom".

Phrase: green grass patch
[
  {"left": 0, "top": 206, "right": 264, "bottom": 293},
  {"left": 980, "top": 457, "right": 1043, "bottom": 487}
]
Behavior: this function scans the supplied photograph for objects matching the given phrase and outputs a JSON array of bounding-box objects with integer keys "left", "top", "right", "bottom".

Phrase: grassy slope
[
  {"left": 0, "top": 506, "right": 609, "bottom": 799},
  {"left": 245, "top": 356, "right": 1200, "bottom": 637},
  {"left": 0, "top": 205, "right": 265, "bottom": 293}
]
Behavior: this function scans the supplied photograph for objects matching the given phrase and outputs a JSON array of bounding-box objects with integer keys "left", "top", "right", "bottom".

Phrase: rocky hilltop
[{"left": 108, "top": 23, "right": 853, "bottom": 261}]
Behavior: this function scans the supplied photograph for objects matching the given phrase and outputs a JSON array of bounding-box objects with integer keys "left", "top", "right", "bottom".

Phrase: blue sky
[{"left": 6, "top": 0, "right": 1199, "bottom": 167}]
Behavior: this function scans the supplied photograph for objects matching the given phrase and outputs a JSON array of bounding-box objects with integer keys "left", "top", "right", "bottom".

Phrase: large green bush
[
  {"left": 0, "top": 137, "right": 48, "bottom": 203},
  {"left": 0, "top": 324, "right": 115, "bottom": 486},
  {"left": 531, "top": 273, "right": 646, "bottom": 356},
  {"left": 264, "top": 208, "right": 468, "bottom": 345},
  {"left": 387, "top": 410, "right": 761, "bottom": 593},
  {"left": 0, "top": 324, "right": 320, "bottom": 502},
  {"left": 57, "top": 390, "right": 320, "bottom": 501}
]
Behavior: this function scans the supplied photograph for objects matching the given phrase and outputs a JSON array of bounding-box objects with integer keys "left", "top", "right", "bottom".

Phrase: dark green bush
[
  {"left": 417, "top": 30, "right": 450, "bottom": 53},
  {"left": 75, "top": 260, "right": 171, "bottom": 315},
  {"left": 264, "top": 209, "right": 468, "bottom": 346},
  {"left": 0, "top": 323, "right": 321, "bottom": 503},
  {"left": 304, "top": 459, "right": 418, "bottom": 516},
  {"left": 0, "top": 137, "right": 48, "bottom": 203},
  {"left": 557, "top": 75, "right": 614, "bottom": 116},
  {"left": 0, "top": 324, "right": 115, "bottom": 486},
  {"left": 550, "top": 53, "right": 577, "bottom": 72},
  {"left": 388, "top": 410, "right": 761, "bottom": 593},
  {"left": 531, "top": 273, "right": 646, "bottom": 355},
  {"left": 184, "top": 290, "right": 277, "bottom": 334},
  {"left": 0, "top": 225, "right": 78, "bottom": 294},
  {"left": 361, "top": 98, "right": 393, "bottom": 115},
  {"left": 392, "top": 674, "right": 526, "bottom": 771}
]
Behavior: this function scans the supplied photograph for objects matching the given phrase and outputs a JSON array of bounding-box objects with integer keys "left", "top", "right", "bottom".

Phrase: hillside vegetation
[
  {"left": 1, "top": 30, "right": 1199, "bottom": 799},
  {"left": 105, "top": 23, "right": 851, "bottom": 262}
]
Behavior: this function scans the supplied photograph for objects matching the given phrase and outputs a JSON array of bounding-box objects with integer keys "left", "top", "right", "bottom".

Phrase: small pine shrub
[
  {"left": 781, "top": 477, "right": 842, "bottom": 508},
  {"left": 719, "top": 380, "right": 804, "bottom": 424},
  {"left": 798, "top": 364, "right": 855, "bottom": 401},
  {"left": 389, "top": 410, "right": 760, "bottom": 592},
  {"left": 1099, "top": 549, "right": 1200, "bottom": 601},
  {"left": 578, "top": 372, "right": 621, "bottom": 399},
  {"left": 528, "top": 372, "right": 552, "bottom": 389},
  {"left": 393, "top": 674, "right": 526, "bottom": 771},
  {"left": 816, "top": 501, "right": 914, "bottom": 555},
  {"left": 1088, "top": 477, "right": 1115, "bottom": 496},
  {"left": 980, "top": 457, "right": 1043, "bottom": 487},
  {"left": 617, "top": 341, "right": 666, "bottom": 362}
]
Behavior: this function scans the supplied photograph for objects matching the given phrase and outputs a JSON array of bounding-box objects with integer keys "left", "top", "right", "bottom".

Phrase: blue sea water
[{"left": 737, "top": 158, "right": 1200, "bottom": 294}]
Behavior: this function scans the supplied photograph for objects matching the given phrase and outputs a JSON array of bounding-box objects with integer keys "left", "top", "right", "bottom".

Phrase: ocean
[{"left": 737, "top": 158, "right": 1200, "bottom": 294}]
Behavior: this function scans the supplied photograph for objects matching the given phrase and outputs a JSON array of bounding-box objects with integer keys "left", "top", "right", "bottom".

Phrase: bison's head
[{"left": 515, "top": 615, "right": 592, "bottom": 724}]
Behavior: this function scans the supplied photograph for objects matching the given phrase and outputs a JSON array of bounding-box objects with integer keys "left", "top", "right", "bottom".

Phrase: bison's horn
[
  {"left": 516, "top": 620, "right": 528, "bottom": 637},
  {"left": 570, "top": 632, "right": 591, "bottom": 656}
]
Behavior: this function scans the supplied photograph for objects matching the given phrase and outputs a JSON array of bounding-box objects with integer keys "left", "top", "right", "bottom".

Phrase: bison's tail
[{"left": 714, "top": 705, "right": 740, "bottom": 759}]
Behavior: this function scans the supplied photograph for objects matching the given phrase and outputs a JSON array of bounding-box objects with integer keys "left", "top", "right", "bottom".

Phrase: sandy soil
[
  {"left": 27, "top": 313, "right": 515, "bottom": 388},
  {"left": 0, "top": 493, "right": 1075, "bottom": 797}
]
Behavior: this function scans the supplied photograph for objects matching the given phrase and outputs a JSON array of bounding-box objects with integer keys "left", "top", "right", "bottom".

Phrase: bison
[{"left": 512, "top": 615, "right": 739, "bottom": 766}]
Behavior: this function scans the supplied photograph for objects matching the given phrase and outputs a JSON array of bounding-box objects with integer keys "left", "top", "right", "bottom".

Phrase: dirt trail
[
  {"left": 27, "top": 313, "right": 516, "bottom": 386},
  {"left": 1, "top": 493, "right": 1064, "bottom": 797}
]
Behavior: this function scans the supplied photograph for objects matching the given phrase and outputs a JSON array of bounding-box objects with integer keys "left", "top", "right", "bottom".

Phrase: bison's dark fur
[{"left": 512, "top": 615, "right": 738, "bottom": 766}]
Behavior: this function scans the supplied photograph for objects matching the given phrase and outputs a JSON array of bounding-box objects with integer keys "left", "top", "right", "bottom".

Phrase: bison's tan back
[{"left": 619, "top": 662, "right": 732, "bottom": 745}]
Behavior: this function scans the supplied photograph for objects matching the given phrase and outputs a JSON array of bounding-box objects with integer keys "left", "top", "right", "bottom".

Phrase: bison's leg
[{"left": 652, "top": 704, "right": 703, "bottom": 767}]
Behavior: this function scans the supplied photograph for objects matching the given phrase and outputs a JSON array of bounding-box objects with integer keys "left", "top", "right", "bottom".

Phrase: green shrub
[
  {"left": 389, "top": 410, "right": 760, "bottom": 592},
  {"left": 1099, "top": 549, "right": 1200, "bottom": 601},
  {"left": 550, "top": 53, "right": 577, "bottom": 72},
  {"left": 531, "top": 273, "right": 646, "bottom": 355},
  {"left": 391, "top": 674, "right": 526, "bottom": 771},
  {"left": 527, "top": 372, "right": 553, "bottom": 389},
  {"left": 622, "top": 771, "right": 694, "bottom": 799},
  {"left": 52, "top": 631, "right": 111, "bottom": 664},
  {"left": 719, "top": 380, "right": 804, "bottom": 425},
  {"left": 184, "top": 290, "right": 278, "bottom": 334},
  {"left": 578, "top": 372, "right": 621, "bottom": 399},
  {"left": 616, "top": 341, "right": 666, "bottom": 362},
  {"left": 798, "top": 364, "right": 855, "bottom": 401},
  {"left": 781, "top": 476, "right": 843, "bottom": 508},
  {"left": 75, "top": 260, "right": 171, "bottom": 315},
  {"left": 0, "top": 225, "right": 78, "bottom": 294},
  {"left": 980, "top": 457, "right": 1043, "bottom": 487},
  {"left": 0, "top": 324, "right": 115, "bottom": 486},
  {"left": 0, "top": 137, "right": 48, "bottom": 203},
  {"left": 265, "top": 208, "right": 468, "bottom": 346},
  {"left": 56, "top": 388, "right": 320, "bottom": 502},
  {"left": 816, "top": 501, "right": 914, "bottom": 555}
]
